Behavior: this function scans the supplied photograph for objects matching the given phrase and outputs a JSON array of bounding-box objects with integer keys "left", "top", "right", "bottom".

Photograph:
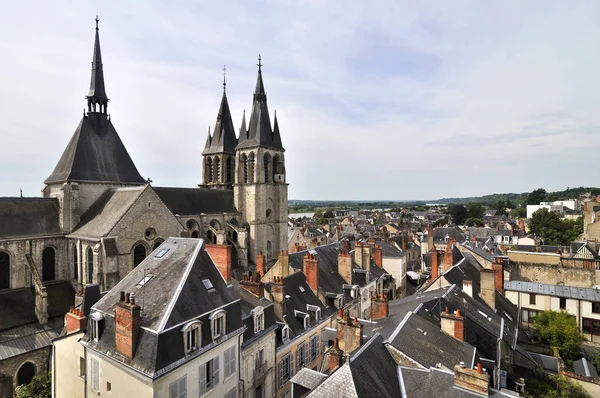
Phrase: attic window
[
  {"left": 155, "top": 248, "right": 169, "bottom": 258},
  {"left": 136, "top": 274, "right": 154, "bottom": 287},
  {"left": 182, "top": 320, "right": 202, "bottom": 354},
  {"left": 282, "top": 325, "right": 290, "bottom": 342},
  {"left": 210, "top": 310, "right": 226, "bottom": 340},
  {"left": 299, "top": 286, "right": 305, "bottom": 293},
  {"left": 203, "top": 279, "right": 215, "bottom": 291}
]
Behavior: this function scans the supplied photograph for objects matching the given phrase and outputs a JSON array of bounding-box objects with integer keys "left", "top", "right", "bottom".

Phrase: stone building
[{"left": 0, "top": 18, "right": 288, "bottom": 396}]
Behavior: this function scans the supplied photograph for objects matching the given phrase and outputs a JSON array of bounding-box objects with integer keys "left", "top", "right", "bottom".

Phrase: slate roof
[
  {"left": 85, "top": 238, "right": 242, "bottom": 378},
  {"left": 573, "top": 358, "right": 599, "bottom": 378},
  {"left": 380, "top": 241, "right": 403, "bottom": 258},
  {"left": 504, "top": 281, "right": 600, "bottom": 301},
  {"left": 528, "top": 352, "right": 559, "bottom": 373},
  {"left": 232, "top": 279, "right": 277, "bottom": 348},
  {"left": 433, "top": 227, "right": 466, "bottom": 244},
  {"left": 153, "top": 187, "right": 238, "bottom": 215},
  {"left": 45, "top": 113, "right": 145, "bottom": 185},
  {"left": 70, "top": 186, "right": 146, "bottom": 238},
  {"left": 389, "top": 312, "right": 476, "bottom": 370},
  {"left": 87, "top": 20, "right": 107, "bottom": 101},
  {"left": 0, "top": 317, "right": 63, "bottom": 360},
  {"left": 0, "top": 198, "right": 61, "bottom": 239},
  {"left": 290, "top": 368, "right": 328, "bottom": 390},
  {"left": 461, "top": 242, "right": 494, "bottom": 262},
  {"left": 307, "top": 361, "right": 357, "bottom": 397},
  {"left": 203, "top": 92, "right": 238, "bottom": 155},
  {"left": 288, "top": 243, "right": 349, "bottom": 296}
]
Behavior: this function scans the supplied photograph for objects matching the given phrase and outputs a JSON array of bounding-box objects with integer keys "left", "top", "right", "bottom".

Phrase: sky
[{"left": 1, "top": 1, "right": 600, "bottom": 201}]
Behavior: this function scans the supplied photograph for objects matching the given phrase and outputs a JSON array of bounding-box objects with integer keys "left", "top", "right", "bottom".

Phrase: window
[
  {"left": 90, "top": 357, "right": 100, "bottom": 392},
  {"left": 133, "top": 244, "right": 147, "bottom": 268},
  {"left": 0, "top": 251, "right": 9, "bottom": 290},
  {"left": 42, "top": 247, "right": 56, "bottom": 282},
  {"left": 169, "top": 375, "right": 187, "bottom": 398},
  {"left": 79, "top": 357, "right": 85, "bottom": 378},
  {"left": 264, "top": 154, "right": 271, "bottom": 183},
  {"left": 521, "top": 308, "right": 539, "bottom": 323},
  {"left": 560, "top": 297, "right": 567, "bottom": 310},
  {"left": 296, "top": 343, "right": 307, "bottom": 369},
  {"left": 73, "top": 245, "right": 78, "bottom": 280},
  {"left": 253, "top": 307, "right": 264, "bottom": 334},
  {"left": 279, "top": 353, "right": 293, "bottom": 388},
  {"left": 91, "top": 319, "right": 100, "bottom": 341},
  {"left": 593, "top": 302, "right": 600, "bottom": 314},
  {"left": 155, "top": 248, "right": 169, "bottom": 258},
  {"left": 583, "top": 318, "right": 600, "bottom": 336},
  {"left": 87, "top": 247, "right": 94, "bottom": 284},
  {"left": 256, "top": 349, "right": 264, "bottom": 369},
  {"left": 224, "top": 346, "right": 236, "bottom": 379},
  {"left": 529, "top": 293, "right": 536, "bottom": 305},
  {"left": 309, "top": 334, "right": 320, "bottom": 362},
  {"left": 199, "top": 357, "right": 219, "bottom": 395},
  {"left": 211, "top": 310, "right": 226, "bottom": 340},
  {"left": 106, "top": 382, "right": 112, "bottom": 392},
  {"left": 282, "top": 326, "right": 290, "bottom": 342}
]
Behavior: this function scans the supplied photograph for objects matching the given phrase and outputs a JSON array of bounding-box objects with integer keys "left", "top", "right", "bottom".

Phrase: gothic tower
[
  {"left": 234, "top": 56, "right": 288, "bottom": 266},
  {"left": 202, "top": 69, "right": 238, "bottom": 189}
]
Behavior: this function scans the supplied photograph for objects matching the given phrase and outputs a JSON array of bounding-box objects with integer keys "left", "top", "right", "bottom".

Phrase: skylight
[
  {"left": 299, "top": 286, "right": 305, "bottom": 293},
  {"left": 155, "top": 248, "right": 170, "bottom": 258},
  {"left": 136, "top": 274, "right": 154, "bottom": 287},
  {"left": 202, "top": 279, "right": 214, "bottom": 290}
]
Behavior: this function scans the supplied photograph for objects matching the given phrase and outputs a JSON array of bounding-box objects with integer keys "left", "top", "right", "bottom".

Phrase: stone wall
[
  {"left": 0, "top": 346, "right": 51, "bottom": 398},
  {"left": 511, "top": 263, "right": 600, "bottom": 287}
]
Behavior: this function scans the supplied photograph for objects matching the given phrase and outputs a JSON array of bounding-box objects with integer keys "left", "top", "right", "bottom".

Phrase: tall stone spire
[{"left": 87, "top": 16, "right": 109, "bottom": 114}]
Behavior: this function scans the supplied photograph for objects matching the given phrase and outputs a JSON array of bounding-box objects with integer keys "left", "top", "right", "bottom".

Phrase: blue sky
[{"left": 1, "top": 1, "right": 600, "bottom": 200}]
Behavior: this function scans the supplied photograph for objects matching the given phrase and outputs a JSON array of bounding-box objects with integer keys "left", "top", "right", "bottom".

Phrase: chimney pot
[
  {"left": 130, "top": 297, "right": 135, "bottom": 306},
  {"left": 125, "top": 293, "right": 130, "bottom": 304},
  {"left": 120, "top": 291, "right": 125, "bottom": 302},
  {"left": 477, "top": 363, "right": 483, "bottom": 375}
]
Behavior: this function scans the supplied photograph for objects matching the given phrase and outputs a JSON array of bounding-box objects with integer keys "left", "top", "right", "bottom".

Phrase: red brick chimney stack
[
  {"left": 303, "top": 253, "right": 319, "bottom": 294},
  {"left": 372, "top": 244, "right": 383, "bottom": 268},
  {"left": 65, "top": 306, "right": 87, "bottom": 333},
  {"left": 205, "top": 244, "right": 232, "bottom": 283},
  {"left": 115, "top": 291, "right": 142, "bottom": 359},
  {"left": 441, "top": 308, "right": 464, "bottom": 342},
  {"left": 430, "top": 245, "right": 439, "bottom": 280}
]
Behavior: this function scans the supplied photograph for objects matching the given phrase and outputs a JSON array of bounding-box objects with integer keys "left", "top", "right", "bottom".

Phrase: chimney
[
  {"left": 338, "top": 248, "right": 353, "bottom": 284},
  {"left": 362, "top": 244, "right": 372, "bottom": 271},
  {"left": 427, "top": 227, "right": 434, "bottom": 250},
  {"left": 401, "top": 237, "right": 406, "bottom": 250},
  {"left": 372, "top": 244, "right": 383, "bottom": 268},
  {"left": 205, "top": 244, "right": 231, "bottom": 283},
  {"left": 303, "top": 253, "right": 319, "bottom": 294},
  {"left": 441, "top": 308, "right": 464, "bottom": 342},
  {"left": 329, "top": 338, "right": 345, "bottom": 372},
  {"left": 256, "top": 251, "right": 265, "bottom": 277},
  {"left": 463, "top": 280, "right": 473, "bottom": 298},
  {"left": 276, "top": 250, "right": 290, "bottom": 278},
  {"left": 371, "top": 293, "right": 389, "bottom": 320},
  {"left": 492, "top": 262, "right": 504, "bottom": 294},
  {"left": 355, "top": 242, "right": 364, "bottom": 268},
  {"left": 65, "top": 306, "right": 87, "bottom": 333},
  {"left": 336, "top": 310, "right": 364, "bottom": 353},
  {"left": 240, "top": 271, "right": 264, "bottom": 297},
  {"left": 115, "top": 291, "right": 142, "bottom": 359},
  {"left": 454, "top": 363, "right": 489, "bottom": 396},
  {"left": 271, "top": 276, "right": 286, "bottom": 320},
  {"left": 430, "top": 246, "right": 439, "bottom": 280},
  {"left": 519, "top": 220, "right": 525, "bottom": 234},
  {"left": 292, "top": 242, "right": 300, "bottom": 253},
  {"left": 444, "top": 238, "right": 454, "bottom": 272},
  {"left": 480, "top": 269, "right": 496, "bottom": 310}
]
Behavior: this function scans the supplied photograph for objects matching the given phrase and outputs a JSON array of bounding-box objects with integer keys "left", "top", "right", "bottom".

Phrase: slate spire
[
  {"left": 87, "top": 16, "right": 108, "bottom": 114},
  {"left": 202, "top": 73, "right": 238, "bottom": 155}
]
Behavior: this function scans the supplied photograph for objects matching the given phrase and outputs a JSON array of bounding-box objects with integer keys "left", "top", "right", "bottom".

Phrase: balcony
[{"left": 253, "top": 361, "right": 270, "bottom": 386}]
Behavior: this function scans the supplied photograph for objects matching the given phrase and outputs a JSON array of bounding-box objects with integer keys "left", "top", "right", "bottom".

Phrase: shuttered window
[
  {"left": 199, "top": 356, "right": 219, "bottom": 395},
  {"left": 90, "top": 357, "right": 100, "bottom": 392},
  {"left": 224, "top": 346, "right": 236, "bottom": 379},
  {"left": 169, "top": 375, "right": 187, "bottom": 398}
]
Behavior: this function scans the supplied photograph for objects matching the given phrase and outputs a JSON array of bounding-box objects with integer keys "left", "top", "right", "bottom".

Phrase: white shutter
[
  {"left": 90, "top": 357, "right": 99, "bottom": 391},
  {"left": 199, "top": 363, "right": 207, "bottom": 394},
  {"left": 213, "top": 356, "right": 220, "bottom": 384}
]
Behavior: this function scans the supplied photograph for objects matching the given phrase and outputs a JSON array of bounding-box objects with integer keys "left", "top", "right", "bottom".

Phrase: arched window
[
  {"left": 87, "top": 247, "right": 94, "bottom": 284},
  {"left": 16, "top": 362, "right": 36, "bottom": 386},
  {"left": 226, "top": 157, "right": 233, "bottom": 183},
  {"left": 153, "top": 240, "right": 163, "bottom": 251},
  {"left": 206, "top": 158, "right": 213, "bottom": 183},
  {"left": 0, "top": 251, "right": 9, "bottom": 290},
  {"left": 266, "top": 241, "right": 273, "bottom": 260},
  {"left": 191, "top": 231, "right": 199, "bottom": 239},
  {"left": 241, "top": 154, "right": 248, "bottom": 184},
  {"left": 214, "top": 157, "right": 221, "bottom": 183},
  {"left": 248, "top": 153, "right": 255, "bottom": 183},
  {"left": 42, "top": 247, "right": 55, "bottom": 282},
  {"left": 73, "top": 244, "right": 78, "bottom": 280},
  {"left": 206, "top": 230, "right": 216, "bottom": 244},
  {"left": 273, "top": 155, "right": 282, "bottom": 182},
  {"left": 210, "top": 219, "right": 222, "bottom": 230},
  {"left": 264, "top": 154, "right": 271, "bottom": 183},
  {"left": 133, "top": 244, "right": 147, "bottom": 268}
]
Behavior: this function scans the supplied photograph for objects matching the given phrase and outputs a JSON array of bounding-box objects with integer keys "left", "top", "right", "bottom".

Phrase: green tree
[
  {"left": 432, "top": 217, "right": 448, "bottom": 228},
  {"left": 323, "top": 209, "right": 334, "bottom": 219},
  {"left": 530, "top": 209, "right": 583, "bottom": 245},
  {"left": 527, "top": 188, "right": 548, "bottom": 205},
  {"left": 448, "top": 204, "right": 467, "bottom": 225},
  {"left": 15, "top": 372, "right": 51, "bottom": 398},
  {"left": 542, "top": 374, "right": 590, "bottom": 398},
  {"left": 464, "top": 218, "right": 484, "bottom": 227},
  {"left": 467, "top": 202, "right": 484, "bottom": 219},
  {"left": 313, "top": 209, "right": 324, "bottom": 218},
  {"left": 533, "top": 310, "right": 582, "bottom": 366}
]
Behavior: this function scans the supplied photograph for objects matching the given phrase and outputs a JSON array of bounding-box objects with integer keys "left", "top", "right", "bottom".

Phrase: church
[{"left": 0, "top": 19, "right": 287, "bottom": 395}]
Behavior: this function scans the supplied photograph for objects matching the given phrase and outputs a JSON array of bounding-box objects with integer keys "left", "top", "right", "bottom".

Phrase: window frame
[
  {"left": 199, "top": 356, "right": 220, "bottom": 396},
  {"left": 210, "top": 310, "right": 226, "bottom": 340},
  {"left": 182, "top": 320, "right": 202, "bottom": 354},
  {"left": 559, "top": 297, "right": 567, "bottom": 310},
  {"left": 592, "top": 302, "right": 600, "bottom": 314},
  {"left": 253, "top": 307, "right": 265, "bottom": 334},
  {"left": 169, "top": 375, "right": 187, "bottom": 398},
  {"left": 529, "top": 293, "right": 536, "bottom": 305},
  {"left": 279, "top": 352, "right": 293, "bottom": 388},
  {"left": 224, "top": 346, "right": 237, "bottom": 379}
]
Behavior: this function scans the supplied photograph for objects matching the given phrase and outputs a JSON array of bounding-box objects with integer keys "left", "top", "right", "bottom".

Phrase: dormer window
[
  {"left": 295, "top": 310, "right": 310, "bottom": 329},
  {"left": 282, "top": 325, "right": 290, "bottom": 342},
  {"left": 182, "top": 321, "right": 202, "bottom": 354},
  {"left": 90, "top": 312, "right": 104, "bottom": 342},
  {"left": 252, "top": 307, "right": 265, "bottom": 334},
  {"left": 307, "top": 304, "right": 321, "bottom": 322},
  {"left": 210, "top": 310, "right": 226, "bottom": 340}
]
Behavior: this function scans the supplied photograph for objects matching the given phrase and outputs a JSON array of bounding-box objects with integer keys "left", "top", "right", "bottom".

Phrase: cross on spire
[
  {"left": 95, "top": 15, "right": 100, "bottom": 30},
  {"left": 222, "top": 64, "right": 227, "bottom": 94},
  {"left": 257, "top": 54, "right": 262, "bottom": 72}
]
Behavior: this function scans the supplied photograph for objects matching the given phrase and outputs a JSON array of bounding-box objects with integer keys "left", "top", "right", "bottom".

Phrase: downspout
[
  {"left": 84, "top": 346, "right": 88, "bottom": 398},
  {"left": 51, "top": 343, "right": 56, "bottom": 398},
  {"left": 238, "top": 333, "right": 243, "bottom": 398}
]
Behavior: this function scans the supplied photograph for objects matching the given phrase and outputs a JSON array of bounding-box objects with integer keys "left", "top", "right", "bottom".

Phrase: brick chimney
[
  {"left": 401, "top": 237, "right": 407, "bottom": 250},
  {"left": 271, "top": 276, "right": 286, "bottom": 321},
  {"left": 205, "top": 244, "right": 231, "bottom": 283},
  {"left": 454, "top": 363, "right": 489, "bottom": 396},
  {"left": 336, "top": 310, "right": 363, "bottom": 353},
  {"left": 519, "top": 220, "right": 526, "bottom": 234},
  {"left": 65, "top": 306, "right": 87, "bottom": 333},
  {"left": 480, "top": 269, "right": 496, "bottom": 310},
  {"left": 303, "top": 253, "right": 319, "bottom": 294},
  {"left": 275, "top": 250, "right": 290, "bottom": 279},
  {"left": 441, "top": 307, "right": 464, "bottom": 342},
  {"left": 443, "top": 238, "right": 454, "bottom": 272},
  {"left": 354, "top": 241, "right": 364, "bottom": 268},
  {"left": 427, "top": 227, "right": 434, "bottom": 249},
  {"left": 371, "top": 293, "right": 389, "bottom": 320},
  {"left": 362, "top": 244, "right": 372, "bottom": 271},
  {"left": 115, "top": 292, "right": 142, "bottom": 359},
  {"left": 338, "top": 248, "right": 353, "bottom": 285},
  {"left": 329, "top": 338, "right": 345, "bottom": 372},
  {"left": 256, "top": 251, "right": 265, "bottom": 277},
  {"left": 372, "top": 244, "right": 383, "bottom": 268},
  {"left": 292, "top": 242, "right": 300, "bottom": 253},
  {"left": 240, "top": 271, "right": 264, "bottom": 297},
  {"left": 430, "top": 246, "right": 439, "bottom": 280},
  {"left": 492, "top": 261, "right": 503, "bottom": 294}
]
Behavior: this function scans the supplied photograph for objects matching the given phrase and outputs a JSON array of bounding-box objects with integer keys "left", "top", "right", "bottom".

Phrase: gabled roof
[
  {"left": 153, "top": 187, "right": 238, "bottom": 215},
  {"left": 202, "top": 92, "right": 237, "bottom": 155},
  {"left": 307, "top": 361, "right": 357, "bottom": 397},
  {"left": 44, "top": 113, "right": 145, "bottom": 185},
  {"left": 288, "top": 243, "right": 349, "bottom": 295},
  {"left": 0, "top": 198, "right": 61, "bottom": 239},
  {"left": 350, "top": 334, "right": 402, "bottom": 397}
]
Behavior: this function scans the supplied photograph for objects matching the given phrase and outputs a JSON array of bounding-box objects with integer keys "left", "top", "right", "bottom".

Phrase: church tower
[
  {"left": 202, "top": 68, "right": 238, "bottom": 189},
  {"left": 234, "top": 56, "right": 288, "bottom": 266}
]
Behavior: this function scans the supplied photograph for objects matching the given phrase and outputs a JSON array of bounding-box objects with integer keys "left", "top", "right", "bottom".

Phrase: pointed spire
[
  {"left": 239, "top": 109, "right": 247, "bottom": 139},
  {"left": 204, "top": 126, "right": 212, "bottom": 150},
  {"left": 273, "top": 109, "right": 283, "bottom": 148},
  {"left": 87, "top": 16, "right": 108, "bottom": 114},
  {"left": 254, "top": 54, "right": 266, "bottom": 103},
  {"left": 222, "top": 64, "right": 227, "bottom": 94},
  {"left": 202, "top": 89, "right": 237, "bottom": 155}
]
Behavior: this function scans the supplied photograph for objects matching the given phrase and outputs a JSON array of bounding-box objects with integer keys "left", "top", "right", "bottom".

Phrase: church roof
[
  {"left": 0, "top": 198, "right": 62, "bottom": 239},
  {"left": 236, "top": 57, "right": 284, "bottom": 151},
  {"left": 203, "top": 91, "right": 238, "bottom": 155},
  {"left": 45, "top": 19, "right": 144, "bottom": 186},
  {"left": 44, "top": 114, "right": 145, "bottom": 185},
  {"left": 153, "top": 187, "right": 238, "bottom": 215}
]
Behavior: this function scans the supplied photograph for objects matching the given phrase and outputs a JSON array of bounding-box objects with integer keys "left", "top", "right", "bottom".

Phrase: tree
[
  {"left": 323, "top": 209, "right": 334, "bottom": 219},
  {"left": 15, "top": 372, "right": 51, "bottom": 398},
  {"left": 467, "top": 202, "right": 484, "bottom": 219},
  {"left": 530, "top": 209, "right": 583, "bottom": 245},
  {"left": 527, "top": 188, "right": 548, "bottom": 205},
  {"left": 533, "top": 310, "right": 582, "bottom": 366},
  {"left": 464, "top": 218, "right": 484, "bottom": 227},
  {"left": 542, "top": 374, "right": 590, "bottom": 398},
  {"left": 448, "top": 204, "right": 467, "bottom": 225}
]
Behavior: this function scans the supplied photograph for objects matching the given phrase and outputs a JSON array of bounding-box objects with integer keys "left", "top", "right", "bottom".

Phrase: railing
[{"left": 253, "top": 361, "right": 270, "bottom": 386}]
